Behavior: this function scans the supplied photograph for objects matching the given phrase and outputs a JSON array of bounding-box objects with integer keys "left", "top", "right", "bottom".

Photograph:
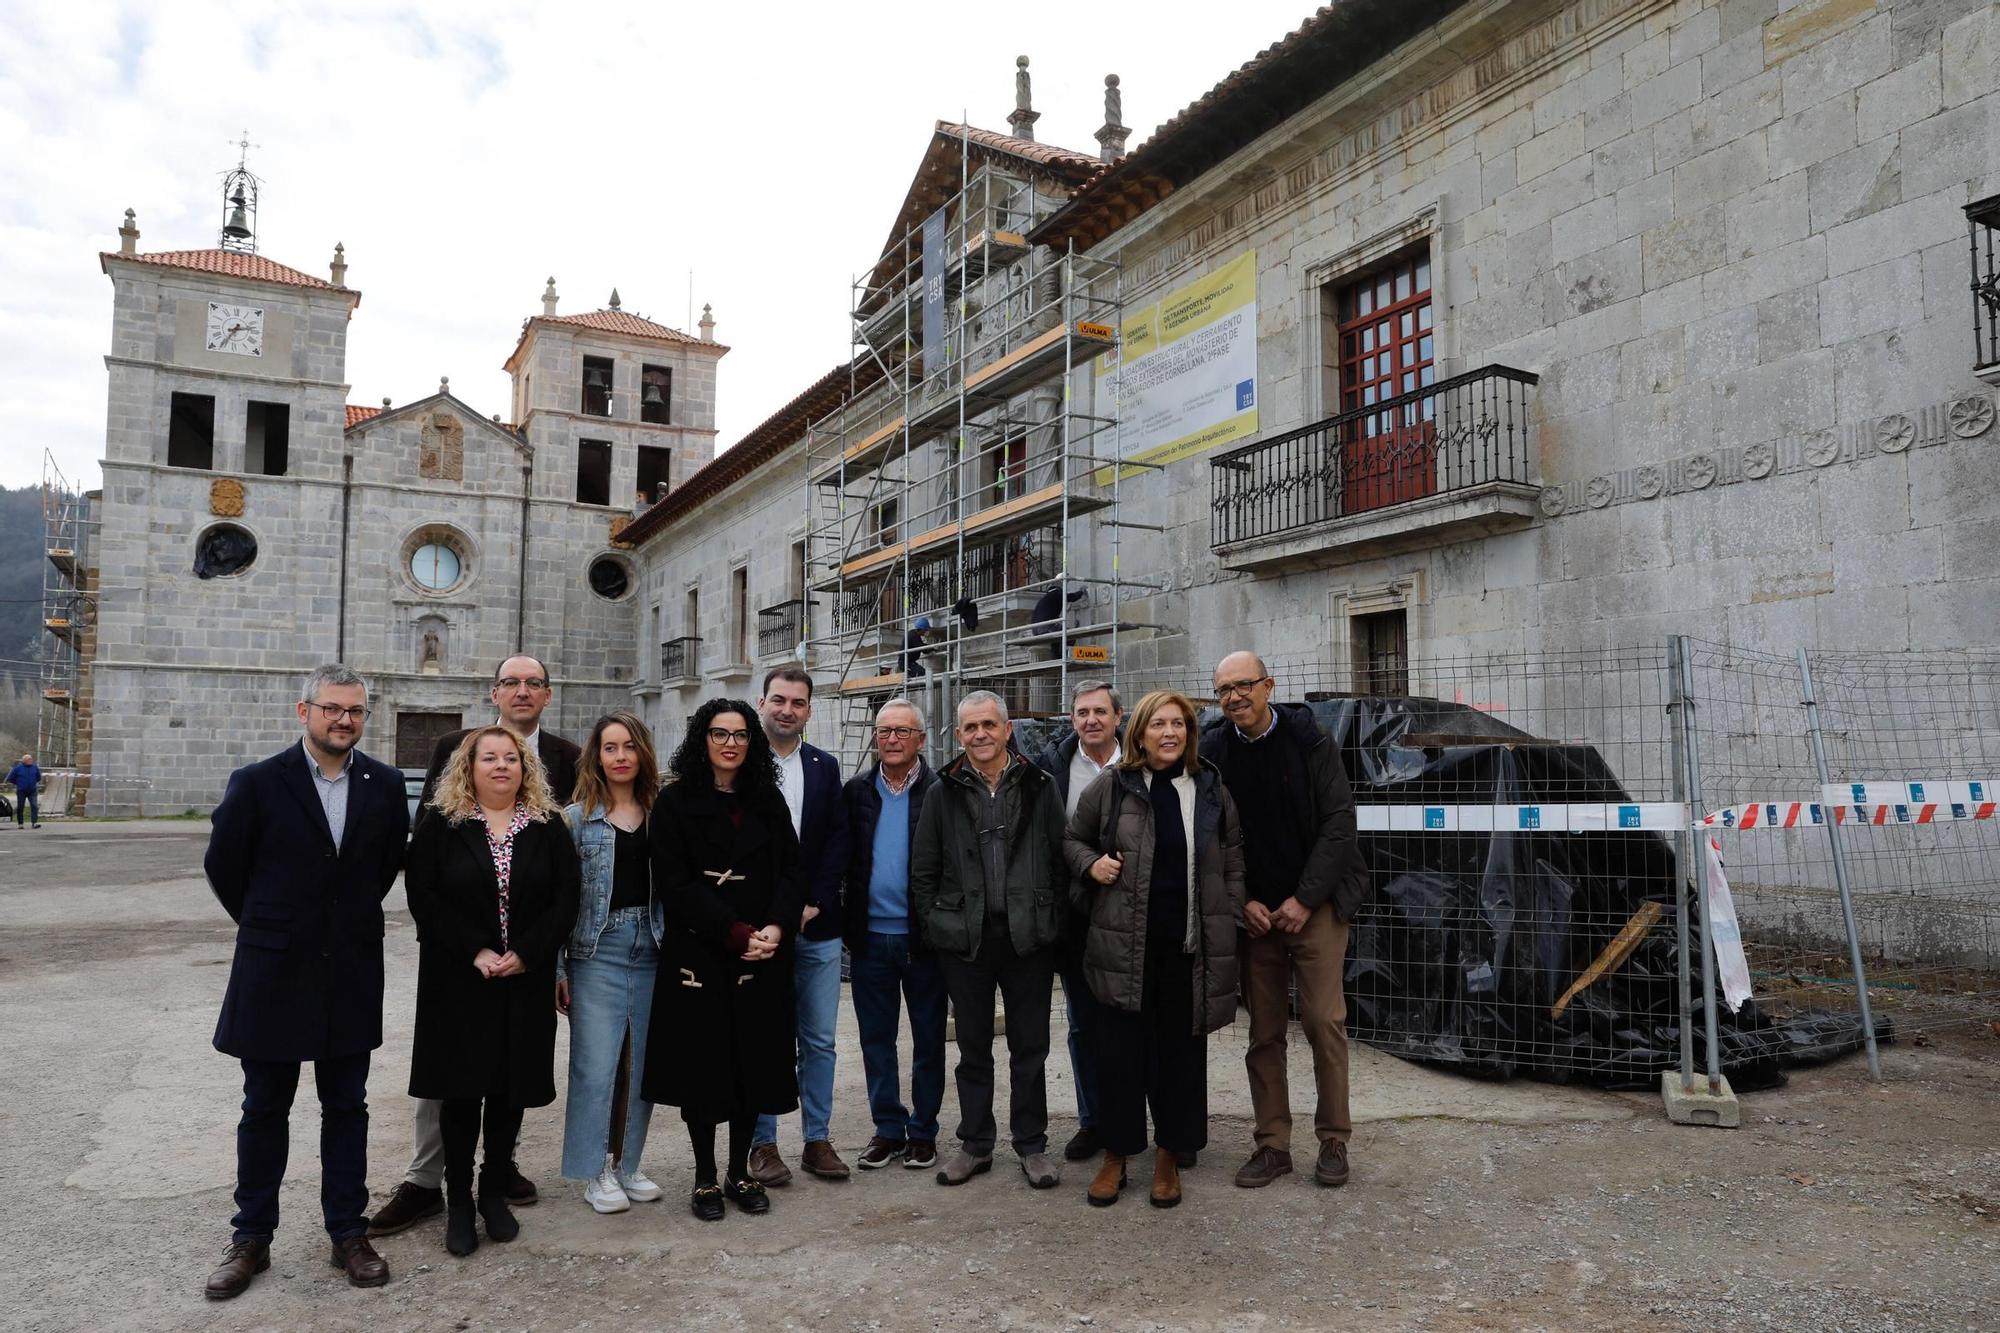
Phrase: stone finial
[
  {"left": 118, "top": 208, "right": 139, "bottom": 255},
  {"left": 608, "top": 288, "right": 622, "bottom": 311},
  {"left": 542, "top": 276, "right": 558, "bottom": 316},
  {"left": 699, "top": 303, "right": 716, "bottom": 342},
  {"left": 382, "top": 397, "right": 392, "bottom": 409},
  {"left": 1008, "top": 55, "right": 1040, "bottom": 142},
  {"left": 330, "top": 241, "right": 347, "bottom": 288},
  {"left": 1095, "top": 74, "right": 1130, "bottom": 163},
  {"left": 439, "top": 376, "right": 450, "bottom": 396}
]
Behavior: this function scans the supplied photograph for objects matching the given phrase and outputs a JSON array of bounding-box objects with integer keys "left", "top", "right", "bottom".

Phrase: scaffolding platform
[{"left": 823, "top": 483, "right": 1112, "bottom": 588}]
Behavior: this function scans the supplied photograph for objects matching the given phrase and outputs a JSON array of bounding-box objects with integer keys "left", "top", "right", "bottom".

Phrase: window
[
  {"left": 649, "top": 604, "right": 662, "bottom": 681},
  {"left": 1337, "top": 251, "right": 1436, "bottom": 512},
  {"left": 685, "top": 586, "right": 700, "bottom": 639},
  {"left": 167, "top": 392, "right": 215, "bottom": 469},
  {"left": 789, "top": 540, "right": 808, "bottom": 600},
  {"left": 246, "top": 401, "right": 289, "bottom": 476},
  {"left": 576, "top": 439, "right": 612, "bottom": 505},
  {"left": 193, "top": 522, "right": 256, "bottom": 578},
  {"left": 588, "top": 555, "right": 632, "bottom": 600},
  {"left": 581, "top": 355, "right": 614, "bottom": 416},
  {"left": 873, "top": 498, "right": 900, "bottom": 548},
  {"left": 730, "top": 566, "right": 749, "bottom": 664},
  {"left": 1353, "top": 609, "right": 1409, "bottom": 695},
  {"left": 411, "top": 543, "right": 462, "bottom": 591},
  {"left": 637, "top": 445, "right": 671, "bottom": 506},
  {"left": 641, "top": 364, "right": 672, "bottom": 424}
]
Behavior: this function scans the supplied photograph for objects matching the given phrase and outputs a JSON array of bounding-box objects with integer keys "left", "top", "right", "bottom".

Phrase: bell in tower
[{"left": 218, "top": 131, "right": 261, "bottom": 254}]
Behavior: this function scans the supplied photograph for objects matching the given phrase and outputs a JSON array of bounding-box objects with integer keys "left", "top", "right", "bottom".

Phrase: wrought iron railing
[
  {"left": 660, "top": 636, "right": 700, "bottom": 681},
  {"left": 757, "top": 601, "right": 803, "bottom": 657},
  {"left": 1967, "top": 194, "right": 2000, "bottom": 373},
  {"left": 1209, "top": 364, "right": 1539, "bottom": 547}
]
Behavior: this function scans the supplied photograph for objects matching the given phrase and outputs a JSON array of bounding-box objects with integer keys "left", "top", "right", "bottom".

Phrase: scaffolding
[
  {"left": 39, "top": 451, "right": 93, "bottom": 802},
  {"left": 804, "top": 131, "right": 1152, "bottom": 766}
]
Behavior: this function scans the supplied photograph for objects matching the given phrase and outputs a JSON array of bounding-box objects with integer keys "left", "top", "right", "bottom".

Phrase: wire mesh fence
[{"left": 1683, "top": 640, "right": 2000, "bottom": 1041}]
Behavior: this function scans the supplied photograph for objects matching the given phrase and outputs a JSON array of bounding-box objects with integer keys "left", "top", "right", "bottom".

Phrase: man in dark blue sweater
[{"left": 6, "top": 753, "right": 42, "bottom": 827}]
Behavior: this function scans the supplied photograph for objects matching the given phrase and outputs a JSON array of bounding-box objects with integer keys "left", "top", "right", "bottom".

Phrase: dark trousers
[
  {"left": 1095, "top": 952, "right": 1209, "bottom": 1157},
  {"left": 849, "top": 931, "right": 948, "bottom": 1142},
  {"left": 13, "top": 790, "right": 36, "bottom": 825},
  {"left": 439, "top": 1098, "right": 525, "bottom": 1201},
  {"left": 1055, "top": 937, "right": 1104, "bottom": 1131},
  {"left": 937, "top": 927, "right": 1055, "bottom": 1157},
  {"left": 231, "top": 1053, "right": 371, "bottom": 1244}
]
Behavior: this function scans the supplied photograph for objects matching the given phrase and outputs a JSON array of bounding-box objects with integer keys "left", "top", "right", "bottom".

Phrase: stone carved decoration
[
  {"left": 1875, "top": 414, "right": 1915, "bottom": 453},
  {"left": 1951, "top": 395, "right": 1996, "bottom": 438},
  {"left": 209, "top": 478, "right": 245, "bottom": 517},
  {"left": 608, "top": 515, "right": 634, "bottom": 548},
  {"left": 416, "top": 614, "right": 447, "bottom": 675},
  {"left": 1541, "top": 391, "right": 1998, "bottom": 519},
  {"left": 420, "top": 411, "right": 464, "bottom": 481}
]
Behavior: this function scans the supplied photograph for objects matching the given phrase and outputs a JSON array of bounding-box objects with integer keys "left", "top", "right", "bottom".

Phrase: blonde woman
[
  {"left": 1062, "top": 691, "right": 1245, "bottom": 1209},
  {"left": 557, "top": 711, "right": 665, "bottom": 1213},
  {"left": 405, "top": 726, "right": 580, "bottom": 1257}
]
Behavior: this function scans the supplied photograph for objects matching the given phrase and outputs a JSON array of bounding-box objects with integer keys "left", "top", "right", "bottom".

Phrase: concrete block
[
  {"left": 1856, "top": 50, "right": 1943, "bottom": 141},
  {"left": 1817, "top": 252, "right": 1923, "bottom": 345}
]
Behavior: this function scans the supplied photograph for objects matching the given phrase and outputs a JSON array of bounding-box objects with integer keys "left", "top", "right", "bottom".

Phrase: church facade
[{"left": 84, "top": 222, "right": 724, "bottom": 814}]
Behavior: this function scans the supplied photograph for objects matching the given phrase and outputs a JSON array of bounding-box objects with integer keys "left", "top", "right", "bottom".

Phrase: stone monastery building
[{"left": 61, "top": 0, "right": 2000, "bottom": 808}]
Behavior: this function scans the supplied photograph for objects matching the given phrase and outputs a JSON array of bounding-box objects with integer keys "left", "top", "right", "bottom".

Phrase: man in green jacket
[{"left": 911, "top": 690, "right": 1068, "bottom": 1191}]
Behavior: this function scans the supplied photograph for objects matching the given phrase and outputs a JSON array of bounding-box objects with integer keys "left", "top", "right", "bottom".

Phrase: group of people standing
[{"left": 199, "top": 648, "right": 1364, "bottom": 1303}]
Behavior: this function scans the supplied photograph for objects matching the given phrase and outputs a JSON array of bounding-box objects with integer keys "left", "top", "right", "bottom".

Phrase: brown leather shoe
[
  {"left": 203, "top": 1239, "right": 269, "bottom": 1300},
  {"left": 1086, "top": 1152, "right": 1127, "bottom": 1207},
  {"left": 801, "top": 1139, "right": 851, "bottom": 1180},
  {"left": 748, "top": 1143, "right": 793, "bottom": 1187},
  {"left": 367, "top": 1181, "right": 443, "bottom": 1237},
  {"left": 1150, "top": 1149, "right": 1182, "bottom": 1208},
  {"left": 330, "top": 1236, "right": 390, "bottom": 1288},
  {"left": 1315, "top": 1139, "right": 1350, "bottom": 1187},
  {"left": 1233, "top": 1146, "right": 1293, "bottom": 1188}
]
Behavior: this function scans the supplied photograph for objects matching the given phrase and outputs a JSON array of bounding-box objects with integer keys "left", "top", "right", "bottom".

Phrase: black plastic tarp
[{"left": 1018, "top": 697, "right": 1886, "bottom": 1089}]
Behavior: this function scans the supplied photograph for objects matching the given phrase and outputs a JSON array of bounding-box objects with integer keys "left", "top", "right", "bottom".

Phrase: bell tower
[{"left": 219, "top": 131, "right": 261, "bottom": 253}]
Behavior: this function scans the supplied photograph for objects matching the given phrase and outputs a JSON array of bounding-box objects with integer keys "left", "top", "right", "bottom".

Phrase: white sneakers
[
  {"left": 585, "top": 1157, "right": 630, "bottom": 1213},
  {"left": 584, "top": 1154, "right": 663, "bottom": 1212},
  {"left": 618, "top": 1168, "right": 663, "bottom": 1203}
]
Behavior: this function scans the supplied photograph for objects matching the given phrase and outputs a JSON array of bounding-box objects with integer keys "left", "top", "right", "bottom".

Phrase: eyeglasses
[
  {"left": 1214, "top": 678, "right": 1270, "bottom": 699},
  {"left": 874, "top": 726, "right": 922, "bottom": 741},
  {"left": 310, "top": 703, "right": 369, "bottom": 722},
  {"left": 706, "top": 728, "right": 751, "bottom": 745},
  {"left": 496, "top": 676, "right": 551, "bottom": 692}
]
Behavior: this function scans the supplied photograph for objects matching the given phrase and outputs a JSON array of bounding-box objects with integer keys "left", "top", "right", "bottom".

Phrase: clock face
[{"left": 206, "top": 301, "right": 265, "bottom": 356}]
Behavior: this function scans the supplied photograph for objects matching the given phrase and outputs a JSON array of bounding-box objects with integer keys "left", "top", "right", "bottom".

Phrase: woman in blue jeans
[{"left": 557, "top": 711, "right": 664, "bottom": 1213}]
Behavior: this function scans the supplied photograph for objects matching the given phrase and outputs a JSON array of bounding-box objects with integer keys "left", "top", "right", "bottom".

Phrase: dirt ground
[{"left": 1, "top": 819, "right": 1995, "bottom": 1332}]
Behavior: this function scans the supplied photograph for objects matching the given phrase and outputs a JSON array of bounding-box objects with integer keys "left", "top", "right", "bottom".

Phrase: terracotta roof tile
[
  {"left": 1034, "top": 1, "right": 1457, "bottom": 249},
  {"left": 345, "top": 404, "right": 382, "bottom": 428},
  {"left": 619, "top": 359, "right": 885, "bottom": 549},
  {"left": 934, "top": 121, "right": 1102, "bottom": 173},
  {"left": 535, "top": 308, "right": 706, "bottom": 344},
  {"left": 100, "top": 247, "right": 351, "bottom": 294}
]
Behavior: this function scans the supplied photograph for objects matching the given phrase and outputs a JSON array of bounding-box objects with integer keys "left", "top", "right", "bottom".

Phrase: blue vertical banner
[{"left": 921, "top": 207, "right": 947, "bottom": 373}]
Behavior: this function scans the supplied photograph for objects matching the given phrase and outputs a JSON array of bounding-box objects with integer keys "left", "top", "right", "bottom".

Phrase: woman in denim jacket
[{"left": 557, "top": 711, "right": 665, "bottom": 1213}]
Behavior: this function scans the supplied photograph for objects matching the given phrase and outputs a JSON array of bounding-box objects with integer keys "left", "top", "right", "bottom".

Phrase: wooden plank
[
  {"left": 839, "top": 482, "right": 1069, "bottom": 580},
  {"left": 1549, "top": 899, "right": 1664, "bottom": 1019},
  {"left": 839, "top": 671, "right": 905, "bottom": 694}
]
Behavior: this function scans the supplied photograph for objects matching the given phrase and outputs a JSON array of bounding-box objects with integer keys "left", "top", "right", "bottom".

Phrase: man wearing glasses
[
  {"left": 202, "top": 665, "right": 409, "bottom": 1299},
  {"left": 1196, "top": 651, "right": 1365, "bottom": 1191},
  {"left": 369, "top": 653, "right": 580, "bottom": 1236},
  {"left": 840, "top": 699, "right": 946, "bottom": 1172}
]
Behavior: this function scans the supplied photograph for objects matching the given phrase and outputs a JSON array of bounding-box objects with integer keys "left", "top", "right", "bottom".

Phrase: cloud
[{"left": 0, "top": 0, "right": 1320, "bottom": 488}]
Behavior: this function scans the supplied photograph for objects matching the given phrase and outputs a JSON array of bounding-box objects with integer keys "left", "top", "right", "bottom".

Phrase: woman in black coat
[
  {"left": 405, "top": 725, "right": 580, "bottom": 1256},
  {"left": 643, "top": 697, "right": 803, "bottom": 1221}
]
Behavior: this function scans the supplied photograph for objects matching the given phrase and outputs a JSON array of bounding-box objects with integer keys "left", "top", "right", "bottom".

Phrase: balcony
[
  {"left": 660, "top": 635, "right": 700, "bottom": 684},
  {"left": 758, "top": 600, "right": 804, "bottom": 658},
  {"left": 1968, "top": 194, "right": 2000, "bottom": 385},
  {"left": 1209, "top": 364, "right": 1540, "bottom": 571}
]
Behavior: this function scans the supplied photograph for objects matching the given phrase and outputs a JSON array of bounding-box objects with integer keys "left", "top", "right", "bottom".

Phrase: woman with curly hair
[
  {"left": 405, "top": 726, "right": 580, "bottom": 1256},
  {"left": 642, "top": 698, "right": 802, "bottom": 1220},
  {"left": 556, "top": 711, "right": 665, "bottom": 1213}
]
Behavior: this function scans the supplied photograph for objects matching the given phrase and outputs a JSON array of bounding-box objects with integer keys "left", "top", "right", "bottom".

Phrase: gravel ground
[{"left": 1, "top": 819, "right": 1994, "bottom": 1332}]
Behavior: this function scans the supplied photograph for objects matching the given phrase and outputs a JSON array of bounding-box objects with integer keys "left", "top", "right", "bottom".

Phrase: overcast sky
[{"left": 0, "top": 0, "right": 1323, "bottom": 491}]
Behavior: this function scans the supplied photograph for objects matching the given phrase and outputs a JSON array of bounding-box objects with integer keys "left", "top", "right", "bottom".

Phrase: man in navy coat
[
  {"left": 202, "top": 664, "right": 409, "bottom": 1300},
  {"left": 748, "top": 666, "right": 852, "bottom": 1184}
]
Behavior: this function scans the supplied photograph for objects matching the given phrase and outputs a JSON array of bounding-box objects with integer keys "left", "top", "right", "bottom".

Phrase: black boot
[
  {"left": 477, "top": 1169, "right": 520, "bottom": 1243},
  {"left": 444, "top": 1187, "right": 478, "bottom": 1257}
]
